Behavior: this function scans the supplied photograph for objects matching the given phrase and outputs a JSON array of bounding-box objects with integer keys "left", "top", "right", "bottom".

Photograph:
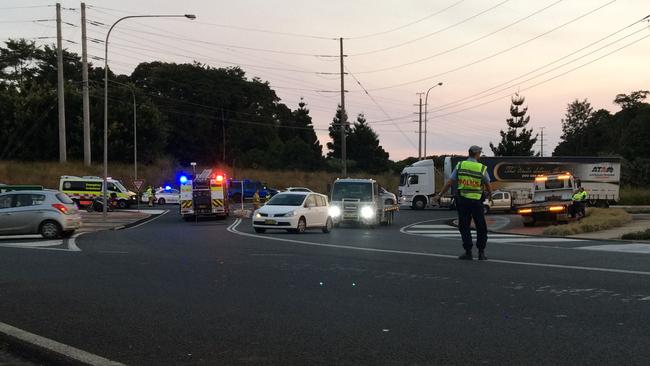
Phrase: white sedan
[
  {"left": 141, "top": 187, "right": 180, "bottom": 205},
  {"left": 252, "top": 192, "right": 332, "bottom": 234}
]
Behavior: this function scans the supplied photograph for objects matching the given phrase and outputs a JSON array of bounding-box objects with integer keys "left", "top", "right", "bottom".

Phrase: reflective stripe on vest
[{"left": 456, "top": 160, "right": 486, "bottom": 200}]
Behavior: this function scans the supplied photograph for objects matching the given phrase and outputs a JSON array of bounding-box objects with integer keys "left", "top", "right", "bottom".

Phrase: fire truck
[{"left": 180, "top": 169, "right": 229, "bottom": 220}]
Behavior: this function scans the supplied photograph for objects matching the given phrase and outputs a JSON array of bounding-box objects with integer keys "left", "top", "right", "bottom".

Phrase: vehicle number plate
[{"left": 264, "top": 219, "right": 277, "bottom": 225}]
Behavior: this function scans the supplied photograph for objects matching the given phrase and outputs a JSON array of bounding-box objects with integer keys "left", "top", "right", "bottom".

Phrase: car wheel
[
  {"left": 322, "top": 217, "right": 333, "bottom": 233},
  {"left": 40, "top": 220, "right": 62, "bottom": 239},
  {"left": 484, "top": 205, "right": 490, "bottom": 215},
  {"left": 412, "top": 197, "right": 426, "bottom": 210},
  {"left": 117, "top": 200, "right": 128, "bottom": 209},
  {"left": 254, "top": 227, "right": 266, "bottom": 233},
  {"left": 158, "top": 198, "right": 166, "bottom": 205},
  {"left": 296, "top": 217, "right": 306, "bottom": 233}
]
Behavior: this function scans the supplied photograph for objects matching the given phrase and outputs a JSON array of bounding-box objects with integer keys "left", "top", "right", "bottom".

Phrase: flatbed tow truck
[{"left": 517, "top": 173, "right": 579, "bottom": 226}]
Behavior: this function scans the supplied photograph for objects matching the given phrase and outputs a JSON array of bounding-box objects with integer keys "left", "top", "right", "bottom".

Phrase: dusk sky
[{"left": 2, "top": 0, "right": 649, "bottom": 160}]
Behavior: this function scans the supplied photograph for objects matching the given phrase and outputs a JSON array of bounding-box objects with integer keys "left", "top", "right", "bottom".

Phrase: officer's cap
[{"left": 469, "top": 145, "right": 483, "bottom": 154}]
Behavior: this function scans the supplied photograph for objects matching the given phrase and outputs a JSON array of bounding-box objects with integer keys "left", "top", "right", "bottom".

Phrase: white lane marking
[
  {"left": 67, "top": 232, "right": 83, "bottom": 252},
  {"left": 408, "top": 225, "right": 456, "bottom": 229},
  {"left": 0, "top": 321, "right": 125, "bottom": 366},
  {"left": 0, "top": 240, "right": 62, "bottom": 247},
  {"left": 0, "top": 234, "right": 44, "bottom": 240},
  {"left": 124, "top": 210, "right": 169, "bottom": 230},
  {"left": 230, "top": 219, "right": 650, "bottom": 277},
  {"left": 402, "top": 220, "right": 584, "bottom": 244},
  {"left": 123, "top": 209, "right": 167, "bottom": 214},
  {"left": 576, "top": 243, "right": 650, "bottom": 254}
]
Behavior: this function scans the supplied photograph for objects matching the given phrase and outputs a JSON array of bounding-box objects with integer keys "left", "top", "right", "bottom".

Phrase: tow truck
[
  {"left": 179, "top": 169, "right": 229, "bottom": 220},
  {"left": 516, "top": 173, "right": 578, "bottom": 226},
  {"left": 328, "top": 178, "right": 399, "bottom": 228}
]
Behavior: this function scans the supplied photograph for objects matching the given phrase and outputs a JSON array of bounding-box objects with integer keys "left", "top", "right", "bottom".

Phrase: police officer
[
  {"left": 252, "top": 189, "right": 261, "bottom": 210},
  {"left": 436, "top": 145, "right": 493, "bottom": 260}
]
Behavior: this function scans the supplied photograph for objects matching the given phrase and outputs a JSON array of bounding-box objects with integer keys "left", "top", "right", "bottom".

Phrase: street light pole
[
  {"left": 424, "top": 82, "right": 443, "bottom": 159},
  {"left": 103, "top": 13, "right": 196, "bottom": 219},
  {"left": 108, "top": 80, "right": 137, "bottom": 181}
]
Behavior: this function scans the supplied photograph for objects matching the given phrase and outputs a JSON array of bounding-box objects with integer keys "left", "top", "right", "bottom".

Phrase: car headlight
[
  {"left": 329, "top": 206, "right": 341, "bottom": 218},
  {"left": 282, "top": 210, "right": 296, "bottom": 217},
  {"left": 360, "top": 206, "right": 374, "bottom": 219},
  {"left": 255, "top": 211, "right": 262, "bottom": 218}
]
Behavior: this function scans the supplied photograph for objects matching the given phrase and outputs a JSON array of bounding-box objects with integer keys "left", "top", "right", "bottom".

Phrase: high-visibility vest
[
  {"left": 573, "top": 191, "right": 587, "bottom": 201},
  {"left": 456, "top": 160, "right": 487, "bottom": 200}
]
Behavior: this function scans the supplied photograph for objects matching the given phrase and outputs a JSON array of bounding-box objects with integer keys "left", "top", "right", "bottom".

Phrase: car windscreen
[
  {"left": 56, "top": 193, "right": 74, "bottom": 204},
  {"left": 266, "top": 194, "right": 306, "bottom": 206},
  {"left": 114, "top": 181, "right": 128, "bottom": 193},
  {"left": 332, "top": 182, "right": 372, "bottom": 201}
]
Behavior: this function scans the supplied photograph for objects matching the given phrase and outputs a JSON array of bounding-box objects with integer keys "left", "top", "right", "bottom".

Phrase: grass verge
[
  {"left": 542, "top": 208, "right": 632, "bottom": 236},
  {"left": 619, "top": 187, "right": 650, "bottom": 205},
  {"left": 0, "top": 160, "right": 399, "bottom": 194},
  {"left": 621, "top": 229, "right": 650, "bottom": 240}
]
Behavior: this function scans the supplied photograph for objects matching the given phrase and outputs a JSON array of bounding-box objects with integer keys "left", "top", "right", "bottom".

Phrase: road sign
[{"left": 133, "top": 179, "right": 145, "bottom": 191}]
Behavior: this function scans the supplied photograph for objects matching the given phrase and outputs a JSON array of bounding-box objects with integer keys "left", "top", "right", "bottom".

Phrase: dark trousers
[{"left": 456, "top": 196, "right": 488, "bottom": 252}]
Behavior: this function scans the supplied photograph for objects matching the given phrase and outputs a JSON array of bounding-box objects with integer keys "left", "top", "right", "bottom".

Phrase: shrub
[
  {"left": 621, "top": 229, "right": 650, "bottom": 240},
  {"left": 619, "top": 187, "right": 650, "bottom": 205}
]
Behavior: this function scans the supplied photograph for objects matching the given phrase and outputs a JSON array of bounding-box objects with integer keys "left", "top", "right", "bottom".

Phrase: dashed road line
[
  {"left": 402, "top": 222, "right": 584, "bottom": 243},
  {"left": 576, "top": 243, "right": 650, "bottom": 254}
]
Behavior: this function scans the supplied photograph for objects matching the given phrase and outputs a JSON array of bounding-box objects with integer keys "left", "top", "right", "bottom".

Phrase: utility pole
[
  {"left": 56, "top": 3, "right": 67, "bottom": 163},
  {"left": 540, "top": 127, "right": 546, "bottom": 157},
  {"left": 416, "top": 92, "right": 424, "bottom": 159},
  {"left": 221, "top": 109, "right": 226, "bottom": 162},
  {"left": 339, "top": 37, "right": 347, "bottom": 177},
  {"left": 81, "top": 2, "right": 91, "bottom": 166}
]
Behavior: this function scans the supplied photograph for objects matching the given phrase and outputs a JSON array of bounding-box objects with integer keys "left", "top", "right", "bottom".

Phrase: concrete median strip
[{"left": 0, "top": 322, "right": 125, "bottom": 366}]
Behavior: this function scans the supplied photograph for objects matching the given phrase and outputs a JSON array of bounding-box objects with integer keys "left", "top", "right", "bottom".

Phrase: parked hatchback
[
  {"left": 0, "top": 190, "right": 82, "bottom": 238},
  {"left": 252, "top": 192, "right": 332, "bottom": 234}
]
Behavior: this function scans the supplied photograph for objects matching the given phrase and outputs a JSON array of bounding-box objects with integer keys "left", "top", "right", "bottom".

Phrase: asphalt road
[{"left": 0, "top": 208, "right": 649, "bottom": 365}]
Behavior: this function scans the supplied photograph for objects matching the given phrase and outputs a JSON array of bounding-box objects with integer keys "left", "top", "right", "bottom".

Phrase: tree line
[{"left": 0, "top": 39, "right": 392, "bottom": 173}]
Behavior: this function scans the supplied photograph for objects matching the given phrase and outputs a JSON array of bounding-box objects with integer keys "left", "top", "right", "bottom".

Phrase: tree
[
  {"left": 283, "top": 98, "right": 323, "bottom": 170},
  {"left": 553, "top": 99, "right": 594, "bottom": 156},
  {"left": 347, "top": 113, "right": 390, "bottom": 173},
  {"left": 327, "top": 104, "right": 350, "bottom": 159},
  {"left": 490, "top": 93, "right": 537, "bottom": 156},
  {"left": 614, "top": 90, "right": 649, "bottom": 110}
]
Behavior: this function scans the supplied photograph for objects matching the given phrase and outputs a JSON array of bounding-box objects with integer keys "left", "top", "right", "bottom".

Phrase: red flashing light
[
  {"left": 216, "top": 174, "right": 224, "bottom": 182},
  {"left": 52, "top": 203, "right": 69, "bottom": 214}
]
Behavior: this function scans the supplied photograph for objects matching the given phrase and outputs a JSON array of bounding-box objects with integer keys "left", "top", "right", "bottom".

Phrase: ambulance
[
  {"left": 180, "top": 169, "right": 229, "bottom": 220},
  {"left": 59, "top": 176, "right": 137, "bottom": 208}
]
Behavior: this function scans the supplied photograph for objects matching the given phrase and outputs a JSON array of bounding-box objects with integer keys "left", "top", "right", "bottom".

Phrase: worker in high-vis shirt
[
  {"left": 571, "top": 187, "right": 588, "bottom": 218},
  {"left": 436, "top": 145, "right": 493, "bottom": 260}
]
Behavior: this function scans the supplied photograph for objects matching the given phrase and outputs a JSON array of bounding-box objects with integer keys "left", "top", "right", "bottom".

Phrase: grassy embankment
[
  {"left": 542, "top": 208, "right": 632, "bottom": 236},
  {"left": 619, "top": 186, "right": 650, "bottom": 206},
  {"left": 0, "top": 160, "right": 399, "bottom": 194}
]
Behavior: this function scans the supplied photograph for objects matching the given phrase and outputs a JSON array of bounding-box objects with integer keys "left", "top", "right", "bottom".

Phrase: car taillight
[{"left": 52, "top": 203, "right": 69, "bottom": 214}]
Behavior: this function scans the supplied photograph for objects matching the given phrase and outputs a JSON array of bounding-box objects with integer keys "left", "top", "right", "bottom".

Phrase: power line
[
  {"left": 0, "top": 5, "right": 54, "bottom": 10},
  {"left": 354, "top": 0, "right": 564, "bottom": 74},
  {"left": 429, "top": 22, "right": 649, "bottom": 113},
  {"left": 86, "top": 8, "right": 338, "bottom": 57},
  {"left": 345, "top": 0, "right": 466, "bottom": 40},
  {"left": 365, "top": 0, "right": 618, "bottom": 91},
  {"left": 428, "top": 32, "right": 650, "bottom": 119},
  {"left": 348, "top": 0, "right": 511, "bottom": 57},
  {"left": 86, "top": 5, "right": 338, "bottom": 41},
  {"left": 345, "top": 67, "right": 417, "bottom": 149}
]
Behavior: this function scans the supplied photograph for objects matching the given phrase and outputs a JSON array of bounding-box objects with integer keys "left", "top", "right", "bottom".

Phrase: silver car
[{"left": 0, "top": 190, "right": 82, "bottom": 238}]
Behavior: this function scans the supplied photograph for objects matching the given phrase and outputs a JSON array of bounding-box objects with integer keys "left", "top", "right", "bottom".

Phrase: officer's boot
[
  {"left": 478, "top": 250, "right": 488, "bottom": 261},
  {"left": 458, "top": 250, "right": 473, "bottom": 260}
]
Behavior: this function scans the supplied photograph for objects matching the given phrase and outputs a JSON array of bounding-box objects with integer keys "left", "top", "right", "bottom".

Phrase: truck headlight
[
  {"left": 360, "top": 206, "right": 374, "bottom": 219},
  {"left": 329, "top": 206, "right": 341, "bottom": 218}
]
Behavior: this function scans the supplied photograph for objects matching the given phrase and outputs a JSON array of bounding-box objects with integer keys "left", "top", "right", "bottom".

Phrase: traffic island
[{"left": 79, "top": 209, "right": 158, "bottom": 233}]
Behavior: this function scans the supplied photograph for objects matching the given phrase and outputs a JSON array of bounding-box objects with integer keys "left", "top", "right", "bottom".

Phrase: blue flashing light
[
  {"left": 179, "top": 175, "right": 188, "bottom": 184},
  {"left": 165, "top": 185, "right": 172, "bottom": 191}
]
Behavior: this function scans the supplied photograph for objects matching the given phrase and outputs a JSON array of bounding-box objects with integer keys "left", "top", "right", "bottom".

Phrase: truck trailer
[{"left": 398, "top": 156, "right": 621, "bottom": 210}]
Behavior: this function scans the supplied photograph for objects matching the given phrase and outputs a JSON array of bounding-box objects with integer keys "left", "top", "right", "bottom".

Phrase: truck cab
[
  {"left": 329, "top": 178, "right": 398, "bottom": 228},
  {"left": 398, "top": 159, "right": 436, "bottom": 210}
]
